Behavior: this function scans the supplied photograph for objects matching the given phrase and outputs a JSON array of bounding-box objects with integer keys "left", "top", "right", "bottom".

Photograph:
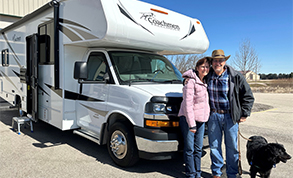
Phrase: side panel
[
  {"left": 63, "top": 45, "right": 88, "bottom": 130},
  {"left": 58, "top": 0, "right": 107, "bottom": 45},
  {"left": 0, "top": 31, "right": 26, "bottom": 106},
  {"left": 37, "top": 21, "right": 64, "bottom": 129},
  {"left": 0, "top": 8, "right": 54, "bottom": 113},
  {"left": 38, "top": 64, "right": 63, "bottom": 127}
]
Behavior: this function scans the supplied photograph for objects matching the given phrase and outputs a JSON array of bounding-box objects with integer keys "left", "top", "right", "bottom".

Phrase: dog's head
[{"left": 266, "top": 143, "right": 291, "bottom": 164}]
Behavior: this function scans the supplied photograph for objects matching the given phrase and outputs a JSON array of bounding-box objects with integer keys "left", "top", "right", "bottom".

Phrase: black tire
[
  {"left": 16, "top": 98, "right": 22, "bottom": 116},
  {"left": 107, "top": 122, "right": 139, "bottom": 167},
  {"left": 16, "top": 98, "right": 26, "bottom": 117}
]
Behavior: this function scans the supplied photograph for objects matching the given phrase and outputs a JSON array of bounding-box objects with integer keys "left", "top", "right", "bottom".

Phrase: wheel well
[
  {"left": 100, "top": 113, "right": 134, "bottom": 145},
  {"left": 107, "top": 113, "right": 133, "bottom": 129},
  {"left": 14, "top": 95, "right": 21, "bottom": 107}
]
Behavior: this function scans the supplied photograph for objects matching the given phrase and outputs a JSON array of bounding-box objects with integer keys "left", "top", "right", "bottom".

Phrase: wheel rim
[{"left": 110, "top": 130, "right": 127, "bottom": 159}]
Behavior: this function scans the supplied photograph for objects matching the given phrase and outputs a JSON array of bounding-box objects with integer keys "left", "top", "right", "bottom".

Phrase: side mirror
[
  {"left": 74, "top": 62, "right": 87, "bottom": 80},
  {"left": 103, "top": 73, "right": 110, "bottom": 82}
]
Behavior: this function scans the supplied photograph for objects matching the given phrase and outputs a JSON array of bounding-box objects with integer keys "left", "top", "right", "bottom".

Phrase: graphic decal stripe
[
  {"left": 60, "top": 25, "right": 83, "bottom": 41},
  {"left": 181, "top": 21, "right": 196, "bottom": 40},
  {"left": 12, "top": 70, "right": 20, "bottom": 77},
  {"left": 60, "top": 18, "right": 91, "bottom": 31},
  {"left": 65, "top": 90, "right": 103, "bottom": 102},
  {"left": 44, "top": 84, "right": 102, "bottom": 102},
  {"left": 69, "top": 26, "right": 99, "bottom": 40},
  {"left": 47, "top": 17, "right": 91, "bottom": 31},
  {"left": 0, "top": 70, "right": 20, "bottom": 93},
  {"left": 39, "top": 86, "right": 50, "bottom": 96},
  {"left": 117, "top": 1, "right": 154, "bottom": 35},
  {"left": 80, "top": 103, "right": 108, "bottom": 117},
  {"left": 47, "top": 17, "right": 99, "bottom": 41},
  {"left": 45, "top": 84, "right": 62, "bottom": 98}
]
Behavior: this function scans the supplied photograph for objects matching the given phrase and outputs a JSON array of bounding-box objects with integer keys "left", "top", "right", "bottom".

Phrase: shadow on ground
[{"left": 0, "top": 108, "right": 214, "bottom": 178}]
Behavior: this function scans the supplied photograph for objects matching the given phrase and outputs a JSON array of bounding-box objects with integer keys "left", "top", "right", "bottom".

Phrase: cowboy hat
[{"left": 207, "top": 49, "right": 231, "bottom": 61}]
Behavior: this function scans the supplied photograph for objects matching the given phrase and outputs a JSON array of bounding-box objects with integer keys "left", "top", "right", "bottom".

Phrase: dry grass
[{"left": 249, "top": 79, "right": 293, "bottom": 93}]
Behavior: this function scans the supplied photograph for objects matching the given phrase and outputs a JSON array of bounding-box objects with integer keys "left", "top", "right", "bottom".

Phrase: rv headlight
[
  {"left": 145, "top": 96, "right": 169, "bottom": 114},
  {"left": 153, "top": 103, "right": 166, "bottom": 113}
]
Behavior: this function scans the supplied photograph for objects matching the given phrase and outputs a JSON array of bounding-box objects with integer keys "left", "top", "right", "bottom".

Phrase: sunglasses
[{"left": 212, "top": 58, "right": 226, "bottom": 63}]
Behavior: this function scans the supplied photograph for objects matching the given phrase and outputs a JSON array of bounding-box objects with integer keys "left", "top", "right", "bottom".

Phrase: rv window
[
  {"left": 38, "top": 22, "right": 54, "bottom": 64},
  {"left": 86, "top": 52, "right": 108, "bottom": 81},
  {"left": 1, "top": 49, "right": 9, "bottom": 67},
  {"left": 39, "top": 35, "right": 50, "bottom": 64},
  {"left": 108, "top": 51, "right": 183, "bottom": 84}
]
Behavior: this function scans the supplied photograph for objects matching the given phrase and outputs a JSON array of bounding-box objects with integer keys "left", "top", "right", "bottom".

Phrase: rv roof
[
  {"left": 0, "top": 0, "right": 209, "bottom": 55},
  {"left": 102, "top": 0, "right": 209, "bottom": 54}
]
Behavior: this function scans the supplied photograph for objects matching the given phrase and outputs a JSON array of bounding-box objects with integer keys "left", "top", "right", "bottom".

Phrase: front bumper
[{"left": 134, "top": 126, "right": 182, "bottom": 160}]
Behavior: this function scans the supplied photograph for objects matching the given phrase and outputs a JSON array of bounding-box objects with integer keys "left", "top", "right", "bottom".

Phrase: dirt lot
[
  {"left": 249, "top": 79, "right": 293, "bottom": 112},
  {"left": 249, "top": 78, "right": 293, "bottom": 93}
]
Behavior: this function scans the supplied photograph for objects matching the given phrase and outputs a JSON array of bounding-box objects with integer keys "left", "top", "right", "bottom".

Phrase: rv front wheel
[{"left": 107, "top": 122, "right": 139, "bottom": 167}]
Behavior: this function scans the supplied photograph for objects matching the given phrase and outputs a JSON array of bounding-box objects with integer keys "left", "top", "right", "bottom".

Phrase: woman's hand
[
  {"left": 189, "top": 129, "right": 196, "bottom": 133},
  {"left": 184, "top": 78, "right": 190, "bottom": 85}
]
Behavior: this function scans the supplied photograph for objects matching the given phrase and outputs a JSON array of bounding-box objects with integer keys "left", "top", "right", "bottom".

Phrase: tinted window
[
  {"left": 108, "top": 51, "right": 183, "bottom": 84},
  {"left": 86, "top": 52, "right": 108, "bottom": 81},
  {"left": 38, "top": 22, "right": 54, "bottom": 64}
]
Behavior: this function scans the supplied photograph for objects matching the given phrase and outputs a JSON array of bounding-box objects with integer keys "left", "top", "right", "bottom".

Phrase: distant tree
[
  {"left": 167, "top": 54, "right": 204, "bottom": 74},
  {"left": 260, "top": 73, "right": 267, "bottom": 79},
  {"left": 231, "top": 39, "right": 262, "bottom": 79},
  {"left": 267, "top": 73, "right": 278, "bottom": 79},
  {"left": 278, "top": 73, "right": 289, "bottom": 79},
  {"left": 259, "top": 72, "right": 293, "bottom": 79}
]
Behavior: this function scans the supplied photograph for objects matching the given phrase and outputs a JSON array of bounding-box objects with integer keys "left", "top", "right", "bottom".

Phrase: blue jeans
[
  {"left": 180, "top": 116, "right": 205, "bottom": 178},
  {"left": 207, "top": 112, "right": 239, "bottom": 178}
]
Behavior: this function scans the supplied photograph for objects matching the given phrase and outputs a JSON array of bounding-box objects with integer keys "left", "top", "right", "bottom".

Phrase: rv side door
[{"left": 26, "top": 34, "right": 39, "bottom": 121}]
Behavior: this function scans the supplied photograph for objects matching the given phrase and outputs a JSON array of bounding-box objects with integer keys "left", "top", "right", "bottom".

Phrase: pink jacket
[{"left": 178, "top": 69, "right": 210, "bottom": 128}]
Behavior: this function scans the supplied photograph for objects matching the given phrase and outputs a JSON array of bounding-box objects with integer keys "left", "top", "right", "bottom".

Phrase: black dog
[{"left": 246, "top": 136, "right": 291, "bottom": 178}]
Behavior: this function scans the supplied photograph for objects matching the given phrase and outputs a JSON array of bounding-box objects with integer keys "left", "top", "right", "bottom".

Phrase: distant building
[
  {"left": 0, "top": 0, "right": 50, "bottom": 30},
  {"left": 239, "top": 70, "right": 260, "bottom": 81}
]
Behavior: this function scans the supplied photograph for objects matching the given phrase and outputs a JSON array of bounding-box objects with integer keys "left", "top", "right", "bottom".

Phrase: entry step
[
  {"left": 73, "top": 129, "right": 100, "bottom": 144},
  {"left": 12, "top": 115, "right": 33, "bottom": 135}
]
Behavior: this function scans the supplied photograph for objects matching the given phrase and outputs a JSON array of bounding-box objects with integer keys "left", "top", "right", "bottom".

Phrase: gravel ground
[
  {"left": 250, "top": 86, "right": 292, "bottom": 112},
  {"left": 251, "top": 86, "right": 293, "bottom": 93}
]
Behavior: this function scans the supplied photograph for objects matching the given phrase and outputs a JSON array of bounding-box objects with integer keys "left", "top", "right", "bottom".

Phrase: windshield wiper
[
  {"left": 162, "top": 79, "right": 183, "bottom": 84},
  {"left": 127, "top": 78, "right": 155, "bottom": 86}
]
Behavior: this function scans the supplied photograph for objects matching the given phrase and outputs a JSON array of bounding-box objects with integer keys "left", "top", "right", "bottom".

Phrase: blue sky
[{"left": 140, "top": 0, "right": 293, "bottom": 74}]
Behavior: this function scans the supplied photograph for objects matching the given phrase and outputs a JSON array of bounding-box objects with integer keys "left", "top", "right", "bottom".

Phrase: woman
[{"left": 178, "top": 57, "right": 210, "bottom": 178}]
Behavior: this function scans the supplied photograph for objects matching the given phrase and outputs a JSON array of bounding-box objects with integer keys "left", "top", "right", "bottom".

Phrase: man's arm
[{"left": 240, "top": 77, "right": 255, "bottom": 118}]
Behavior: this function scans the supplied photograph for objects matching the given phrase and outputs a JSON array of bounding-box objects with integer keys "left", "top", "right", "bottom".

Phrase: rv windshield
[{"left": 108, "top": 51, "right": 183, "bottom": 85}]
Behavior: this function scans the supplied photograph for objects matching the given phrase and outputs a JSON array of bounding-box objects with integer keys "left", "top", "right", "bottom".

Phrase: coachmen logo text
[{"left": 140, "top": 12, "right": 180, "bottom": 31}]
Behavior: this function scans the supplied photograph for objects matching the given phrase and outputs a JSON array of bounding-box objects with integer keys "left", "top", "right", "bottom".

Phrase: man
[{"left": 206, "top": 49, "right": 254, "bottom": 178}]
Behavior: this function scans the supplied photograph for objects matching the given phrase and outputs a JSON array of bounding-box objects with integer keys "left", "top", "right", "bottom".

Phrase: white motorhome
[{"left": 0, "top": 0, "right": 209, "bottom": 166}]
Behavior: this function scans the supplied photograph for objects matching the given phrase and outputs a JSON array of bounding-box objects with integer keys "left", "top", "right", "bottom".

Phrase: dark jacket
[{"left": 207, "top": 65, "right": 255, "bottom": 124}]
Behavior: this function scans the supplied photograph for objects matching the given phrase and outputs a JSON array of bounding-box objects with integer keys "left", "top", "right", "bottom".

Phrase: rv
[{"left": 0, "top": 0, "right": 209, "bottom": 167}]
